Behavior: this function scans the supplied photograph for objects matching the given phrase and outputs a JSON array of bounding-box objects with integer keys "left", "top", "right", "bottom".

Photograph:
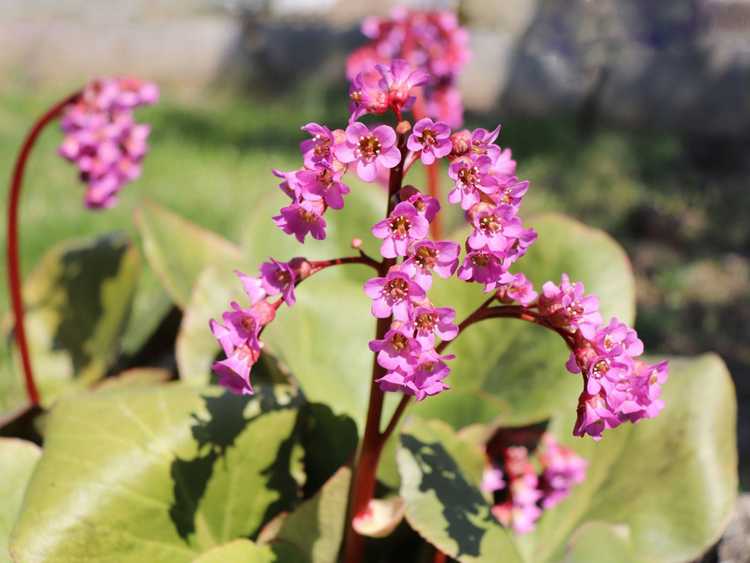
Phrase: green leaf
[
  {"left": 120, "top": 266, "right": 174, "bottom": 357},
  {"left": 414, "top": 213, "right": 636, "bottom": 428},
  {"left": 0, "top": 233, "right": 140, "bottom": 417},
  {"left": 135, "top": 200, "right": 244, "bottom": 308},
  {"left": 10, "top": 383, "right": 304, "bottom": 562},
  {"left": 0, "top": 438, "right": 41, "bottom": 563},
  {"left": 272, "top": 467, "right": 351, "bottom": 563},
  {"left": 94, "top": 368, "right": 172, "bottom": 391},
  {"left": 397, "top": 417, "right": 522, "bottom": 563},
  {"left": 298, "top": 403, "right": 357, "bottom": 497},
  {"left": 192, "top": 539, "right": 275, "bottom": 563},
  {"left": 175, "top": 267, "right": 236, "bottom": 386},
  {"left": 401, "top": 354, "right": 737, "bottom": 563},
  {"left": 563, "top": 522, "right": 634, "bottom": 563}
]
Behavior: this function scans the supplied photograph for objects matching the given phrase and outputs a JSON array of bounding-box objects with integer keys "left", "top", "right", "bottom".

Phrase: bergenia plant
[
  {"left": 5, "top": 76, "right": 157, "bottom": 406},
  {"left": 2, "top": 10, "right": 737, "bottom": 563},
  {"left": 208, "top": 55, "right": 668, "bottom": 560}
]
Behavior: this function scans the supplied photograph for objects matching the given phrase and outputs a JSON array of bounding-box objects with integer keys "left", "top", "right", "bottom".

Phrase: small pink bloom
[
  {"left": 448, "top": 156, "right": 497, "bottom": 209},
  {"left": 296, "top": 165, "right": 350, "bottom": 210},
  {"left": 377, "top": 59, "right": 429, "bottom": 116},
  {"left": 369, "top": 327, "right": 421, "bottom": 372},
  {"left": 402, "top": 240, "right": 460, "bottom": 289},
  {"left": 539, "top": 274, "right": 602, "bottom": 340},
  {"left": 364, "top": 269, "right": 426, "bottom": 321},
  {"left": 400, "top": 187, "right": 441, "bottom": 222},
  {"left": 273, "top": 200, "right": 327, "bottom": 243},
  {"left": 457, "top": 249, "right": 511, "bottom": 292},
  {"left": 467, "top": 203, "right": 524, "bottom": 252},
  {"left": 496, "top": 273, "right": 538, "bottom": 306},
  {"left": 260, "top": 259, "right": 297, "bottom": 306},
  {"left": 412, "top": 305, "right": 458, "bottom": 347},
  {"left": 371, "top": 202, "right": 429, "bottom": 258},
  {"left": 334, "top": 123, "right": 401, "bottom": 182},
  {"left": 407, "top": 118, "right": 452, "bottom": 165},
  {"left": 300, "top": 122, "right": 335, "bottom": 167}
]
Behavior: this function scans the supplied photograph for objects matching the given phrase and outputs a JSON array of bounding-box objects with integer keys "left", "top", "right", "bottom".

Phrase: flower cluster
[
  {"left": 209, "top": 258, "right": 302, "bottom": 394},
  {"left": 482, "top": 434, "right": 587, "bottom": 533},
  {"left": 59, "top": 77, "right": 158, "bottom": 209},
  {"left": 347, "top": 7, "right": 470, "bottom": 126},
  {"left": 365, "top": 196, "right": 460, "bottom": 400},
  {"left": 564, "top": 314, "right": 670, "bottom": 440},
  {"left": 210, "top": 50, "right": 667, "bottom": 442}
]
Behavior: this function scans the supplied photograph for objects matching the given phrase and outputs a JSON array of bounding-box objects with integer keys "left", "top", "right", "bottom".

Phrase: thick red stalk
[
  {"left": 343, "top": 129, "right": 408, "bottom": 563},
  {"left": 6, "top": 92, "right": 79, "bottom": 407}
]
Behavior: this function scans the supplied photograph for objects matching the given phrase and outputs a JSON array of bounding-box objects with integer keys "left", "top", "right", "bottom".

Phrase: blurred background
[{"left": 1, "top": 0, "right": 748, "bottom": 510}]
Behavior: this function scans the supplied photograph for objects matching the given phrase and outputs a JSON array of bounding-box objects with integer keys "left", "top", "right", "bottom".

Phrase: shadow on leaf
[
  {"left": 401, "top": 434, "right": 494, "bottom": 558},
  {"left": 169, "top": 386, "right": 301, "bottom": 542}
]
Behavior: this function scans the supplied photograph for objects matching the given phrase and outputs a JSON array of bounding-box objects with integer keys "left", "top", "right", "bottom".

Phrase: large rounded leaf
[
  {"left": 0, "top": 233, "right": 140, "bottom": 418},
  {"left": 397, "top": 417, "right": 523, "bottom": 563},
  {"left": 134, "top": 200, "right": 244, "bottom": 308},
  {"left": 10, "top": 383, "right": 304, "bottom": 562},
  {"left": 0, "top": 439, "right": 41, "bottom": 563},
  {"left": 414, "top": 213, "right": 635, "bottom": 428},
  {"left": 400, "top": 354, "right": 737, "bottom": 562},
  {"left": 267, "top": 467, "right": 351, "bottom": 563}
]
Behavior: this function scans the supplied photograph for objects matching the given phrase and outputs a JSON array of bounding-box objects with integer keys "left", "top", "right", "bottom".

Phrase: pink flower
[
  {"left": 573, "top": 392, "right": 620, "bottom": 440},
  {"left": 400, "top": 187, "right": 441, "bottom": 222},
  {"left": 376, "top": 59, "right": 429, "bottom": 117},
  {"left": 467, "top": 203, "right": 525, "bottom": 252},
  {"left": 491, "top": 447, "right": 543, "bottom": 534},
  {"left": 209, "top": 300, "right": 276, "bottom": 396},
  {"left": 538, "top": 435, "right": 587, "bottom": 509},
  {"left": 260, "top": 259, "right": 297, "bottom": 306},
  {"left": 407, "top": 118, "right": 452, "bottom": 164},
  {"left": 273, "top": 200, "right": 327, "bottom": 243},
  {"left": 349, "top": 70, "right": 388, "bottom": 122},
  {"left": 492, "top": 178, "right": 529, "bottom": 208},
  {"left": 371, "top": 202, "right": 429, "bottom": 258},
  {"left": 457, "top": 249, "right": 511, "bottom": 292},
  {"left": 347, "top": 8, "right": 470, "bottom": 125},
  {"left": 364, "top": 269, "right": 426, "bottom": 321},
  {"left": 296, "top": 165, "right": 350, "bottom": 210},
  {"left": 333, "top": 123, "right": 401, "bottom": 182},
  {"left": 235, "top": 270, "right": 267, "bottom": 305},
  {"left": 481, "top": 465, "right": 506, "bottom": 493},
  {"left": 369, "top": 327, "right": 421, "bottom": 371},
  {"left": 412, "top": 305, "right": 458, "bottom": 347},
  {"left": 448, "top": 156, "right": 497, "bottom": 209},
  {"left": 377, "top": 350, "right": 453, "bottom": 400},
  {"left": 402, "top": 240, "right": 460, "bottom": 289},
  {"left": 496, "top": 273, "right": 538, "bottom": 306},
  {"left": 59, "top": 77, "right": 158, "bottom": 209},
  {"left": 538, "top": 274, "right": 602, "bottom": 340},
  {"left": 300, "top": 122, "right": 335, "bottom": 167}
]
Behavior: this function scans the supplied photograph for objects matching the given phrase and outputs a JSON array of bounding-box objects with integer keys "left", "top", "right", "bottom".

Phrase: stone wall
[{"left": 3, "top": 0, "right": 749, "bottom": 134}]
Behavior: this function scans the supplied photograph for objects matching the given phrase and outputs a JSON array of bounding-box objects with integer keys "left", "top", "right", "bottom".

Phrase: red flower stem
[
  {"left": 308, "top": 253, "right": 380, "bottom": 273},
  {"left": 434, "top": 549, "right": 448, "bottom": 563},
  {"left": 343, "top": 128, "right": 408, "bottom": 563},
  {"left": 426, "top": 162, "right": 442, "bottom": 238},
  {"left": 6, "top": 91, "right": 79, "bottom": 407}
]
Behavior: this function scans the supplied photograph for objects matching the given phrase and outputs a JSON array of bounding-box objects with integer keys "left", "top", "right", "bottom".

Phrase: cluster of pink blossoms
[
  {"left": 347, "top": 7, "right": 470, "bottom": 127},
  {"left": 210, "top": 54, "right": 668, "bottom": 439},
  {"left": 59, "top": 77, "right": 158, "bottom": 209},
  {"left": 482, "top": 434, "right": 587, "bottom": 533}
]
